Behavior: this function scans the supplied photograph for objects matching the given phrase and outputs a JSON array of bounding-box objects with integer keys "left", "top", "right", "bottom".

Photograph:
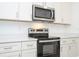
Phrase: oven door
[{"left": 37, "top": 40, "right": 60, "bottom": 57}]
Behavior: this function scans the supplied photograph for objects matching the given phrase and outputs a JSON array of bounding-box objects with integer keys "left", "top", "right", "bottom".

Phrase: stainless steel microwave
[{"left": 32, "top": 5, "right": 55, "bottom": 21}]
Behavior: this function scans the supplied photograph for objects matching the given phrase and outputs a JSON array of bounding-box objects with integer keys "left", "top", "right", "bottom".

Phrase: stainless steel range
[{"left": 28, "top": 28, "right": 60, "bottom": 57}]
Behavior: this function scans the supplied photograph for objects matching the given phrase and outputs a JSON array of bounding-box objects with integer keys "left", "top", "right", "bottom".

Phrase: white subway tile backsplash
[{"left": 0, "top": 20, "right": 78, "bottom": 42}]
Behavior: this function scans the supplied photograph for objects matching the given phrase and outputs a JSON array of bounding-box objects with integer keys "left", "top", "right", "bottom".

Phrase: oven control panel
[{"left": 28, "top": 28, "right": 48, "bottom": 33}]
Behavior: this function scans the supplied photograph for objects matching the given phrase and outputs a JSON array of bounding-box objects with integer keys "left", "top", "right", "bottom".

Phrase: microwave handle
[{"left": 52, "top": 10, "right": 55, "bottom": 20}]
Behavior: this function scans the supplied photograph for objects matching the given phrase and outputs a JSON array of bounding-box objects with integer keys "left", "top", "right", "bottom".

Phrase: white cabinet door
[
  {"left": 60, "top": 44, "right": 70, "bottom": 57},
  {"left": 68, "top": 44, "right": 77, "bottom": 57},
  {"left": 22, "top": 49, "right": 37, "bottom": 57},
  {"left": 22, "top": 41, "right": 37, "bottom": 50},
  {"left": 75, "top": 38, "right": 79, "bottom": 56},
  {"left": 77, "top": 39, "right": 79, "bottom": 56},
  {"left": 61, "top": 3, "right": 72, "bottom": 24},
  {"left": 0, "top": 51, "right": 21, "bottom": 57},
  {"left": 61, "top": 38, "right": 78, "bottom": 57},
  {"left": 0, "top": 42, "right": 21, "bottom": 54},
  {"left": 0, "top": 3, "right": 18, "bottom": 20},
  {"left": 19, "top": 2, "right": 32, "bottom": 21},
  {"left": 46, "top": 2, "right": 62, "bottom": 23},
  {"left": 46, "top": 2, "right": 72, "bottom": 24}
]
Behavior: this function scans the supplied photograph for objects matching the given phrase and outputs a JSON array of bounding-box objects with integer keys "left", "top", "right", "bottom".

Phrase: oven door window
[
  {"left": 43, "top": 44, "right": 56, "bottom": 55},
  {"left": 37, "top": 41, "right": 60, "bottom": 57}
]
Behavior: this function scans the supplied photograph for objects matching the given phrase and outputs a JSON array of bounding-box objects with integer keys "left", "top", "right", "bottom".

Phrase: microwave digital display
[{"left": 35, "top": 7, "right": 52, "bottom": 19}]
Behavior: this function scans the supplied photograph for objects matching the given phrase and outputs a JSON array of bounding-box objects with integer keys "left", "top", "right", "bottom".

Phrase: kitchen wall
[
  {"left": 0, "top": 21, "right": 30, "bottom": 42},
  {"left": 0, "top": 21, "right": 70, "bottom": 41}
]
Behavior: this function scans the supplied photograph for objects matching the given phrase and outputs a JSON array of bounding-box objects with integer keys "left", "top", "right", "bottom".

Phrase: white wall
[{"left": 0, "top": 21, "right": 31, "bottom": 42}]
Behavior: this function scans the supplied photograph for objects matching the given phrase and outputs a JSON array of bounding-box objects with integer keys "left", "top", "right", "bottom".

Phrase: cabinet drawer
[
  {"left": 0, "top": 42, "right": 21, "bottom": 54},
  {"left": 22, "top": 49, "right": 37, "bottom": 57},
  {"left": 60, "top": 39, "right": 73, "bottom": 44},
  {"left": 22, "top": 41, "right": 37, "bottom": 50},
  {"left": 0, "top": 51, "right": 21, "bottom": 57}
]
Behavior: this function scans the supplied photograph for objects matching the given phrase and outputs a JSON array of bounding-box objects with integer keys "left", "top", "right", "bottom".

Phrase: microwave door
[{"left": 32, "top": 5, "right": 55, "bottom": 21}]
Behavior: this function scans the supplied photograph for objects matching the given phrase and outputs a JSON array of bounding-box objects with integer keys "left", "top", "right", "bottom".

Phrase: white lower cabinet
[
  {"left": 0, "top": 51, "right": 21, "bottom": 57},
  {"left": 0, "top": 42, "right": 21, "bottom": 54},
  {"left": 22, "top": 49, "right": 37, "bottom": 57},
  {"left": 22, "top": 41, "right": 37, "bottom": 50},
  {"left": 60, "top": 38, "right": 78, "bottom": 57},
  {"left": 61, "top": 44, "right": 77, "bottom": 57},
  {"left": 60, "top": 44, "right": 69, "bottom": 57},
  {"left": 21, "top": 41, "right": 37, "bottom": 57},
  {"left": 68, "top": 44, "right": 77, "bottom": 57},
  {"left": 75, "top": 38, "right": 79, "bottom": 56},
  {"left": 0, "top": 40, "right": 37, "bottom": 57}
]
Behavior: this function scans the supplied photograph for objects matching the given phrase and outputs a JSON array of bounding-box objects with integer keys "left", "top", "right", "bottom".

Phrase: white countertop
[{"left": 0, "top": 37, "right": 37, "bottom": 43}]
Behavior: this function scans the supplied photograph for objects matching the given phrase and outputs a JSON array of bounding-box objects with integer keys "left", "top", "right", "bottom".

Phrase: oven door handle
[{"left": 39, "top": 40, "right": 60, "bottom": 43}]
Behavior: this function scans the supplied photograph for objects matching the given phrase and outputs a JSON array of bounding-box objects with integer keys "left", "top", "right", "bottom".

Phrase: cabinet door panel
[
  {"left": 22, "top": 41, "right": 37, "bottom": 50},
  {"left": 22, "top": 49, "right": 37, "bottom": 57},
  {"left": 19, "top": 2, "right": 32, "bottom": 21},
  {"left": 0, "top": 51, "right": 21, "bottom": 57},
  {"left": 60, "top": 44, "right": 69, "bottom": 57},
  {"left": 73, "top": 38, "right": 79, "bottom": 56},
  {"left": 0, "top": 42, "right": 21, "bottom": 53},
  {"left": 0, "top": 3, "right": 18, "bottom": 20},
  {"left": 46, "top": 2, "right": 62, "bottom": 23},
  {"left": 68, "top": 44, "right": 77, "bottom": 57},
  {"left": 61, "top": 3, "right": 72, "bottom": 24},
  {"left": 61, "top": 38, "right": 78, "bottom": 57}
]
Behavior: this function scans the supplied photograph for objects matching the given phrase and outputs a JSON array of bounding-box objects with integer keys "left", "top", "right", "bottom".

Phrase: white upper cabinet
[
  {"left": 0, "top": 2, "right": 72, "bottom": 23},
  {"left": 21, "top": 2, "right": 72, "bottom": 23},
  {"left": 0, "top": 3, "right": 18, "bottom": 20},
  {"left": 46, "top": 2, "right": 62, "bottom": 23},
  {"left": 46, "top": 2, "right": 72, "bottom": 24},
  {"left": 61, "top": 3, "right": 72, "bottom": 24},
  {"left": 18, "top": 2, "right": 32, "bottom": 21},
  {"left": 18, "top": 2, "right": 45, "bottom": 21}
]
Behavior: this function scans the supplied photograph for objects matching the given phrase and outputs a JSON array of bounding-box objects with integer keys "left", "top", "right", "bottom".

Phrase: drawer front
[
  {"left": 22, "top": 41, "right": 37, "bottom": 50},
  {"left": 60, "top": 38, "right": 76, "bottom": 44},
  {"left": 60, "top": 39, "right": 73, "bottom": 44},
  {"left": 22, "top": 49, "right": 37, "bottom": 57},
  {"left": 0, "top": 42, "right": 21, "bottom": 54},
  {"left": 0, "top": 51, "right": 21, "bottom": 57}
]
